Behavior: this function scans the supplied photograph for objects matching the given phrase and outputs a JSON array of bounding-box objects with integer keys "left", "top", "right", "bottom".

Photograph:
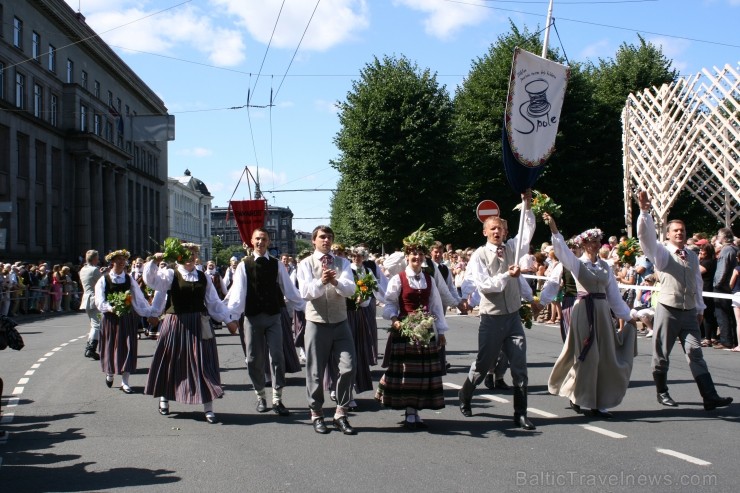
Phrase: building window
[
  {"left": 81, "top": 70, "right": 88, "bottom": 89},
  {"left": 116, "top": 97, "right": 122, "bottom": 113},
  {"left": 33, "top": 83, "right": 42, "bottom": 118},
  {"left": 48, "top": 44, "right": 56, "bottom": 72},
  {"left": 32, "top": 32, "right": 40, "bottom": 61},
  {"left": 50, "top": 94, "right": 58, "bottom": 126},
  {"left": 94, "top": 114, "right": 101, "bottom": 136},
  {"left": 13, "top": 17, "right": 22, "bottom": 49},
  {"left": 105, "top": 121, "right": 113, "bottom": 141},
  {"left": 93, "top": 80, "right": 100, "bottom": 98},
  {"left": 107, "top": 90, "right": 113, "bottom": 107},
  {"left": 80, "top": 104, "right": 87, "bottom": 132},
  {"left": 15, "top": 71, "right": 24, "bottom": 109},
  {"left": 0, "top": 62, "right": 4, "bottom": 100},
  {"left": 66, "top": 59, "right": 73, "bottom": 83}
]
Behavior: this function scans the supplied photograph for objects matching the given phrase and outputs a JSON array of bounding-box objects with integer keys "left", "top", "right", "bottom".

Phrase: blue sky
[{"left": 65, "top": 0, "right": 740, "bottom": 233}]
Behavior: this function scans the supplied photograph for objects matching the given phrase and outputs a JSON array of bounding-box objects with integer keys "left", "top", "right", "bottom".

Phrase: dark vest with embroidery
[
  {"left": 104, "top": 272, "right": 132, "bottom": 296},
  {"left": 244, "top": 256, "right": 286, "bottom": 316},
  {"left": 437, "top": 263, "right": 450, "bottom": 282},
  {"left": 398, "top": 271, "right": 432, "bottom": 319},
  {"left": 166, "top": 270, "right": 207, "bottom": 314}
]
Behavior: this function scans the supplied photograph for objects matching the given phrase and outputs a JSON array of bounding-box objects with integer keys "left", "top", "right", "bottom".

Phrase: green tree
[{"left": 330, "top": 55, "right": 455, "bottom": 250}]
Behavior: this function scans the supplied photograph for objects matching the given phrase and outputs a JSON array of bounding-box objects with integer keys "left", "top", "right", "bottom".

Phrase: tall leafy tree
[{"left": 330, "top": 55, "right": 454, "bottom": 250}]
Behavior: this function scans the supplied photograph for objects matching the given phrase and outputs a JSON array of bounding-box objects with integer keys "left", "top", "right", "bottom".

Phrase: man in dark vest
[{"left": 226, "top": 228, "right": 305, "bottom": 417}]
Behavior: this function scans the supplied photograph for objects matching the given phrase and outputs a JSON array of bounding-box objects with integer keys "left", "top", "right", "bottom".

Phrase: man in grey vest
[
  {"left": 637, "top": 191, "right": 732, "bottom": 411},
  {"left": 227, "top": 228, "right": 305, "bottom": 417},
  {"left": 458, "top": 191, "right": 538, "bottom": 430},
  {"left": 79, "top": 249, "right": 104, "bottom": 360},
  {"left": 297, "top": 225, "right": 357, "bottom": 435}
]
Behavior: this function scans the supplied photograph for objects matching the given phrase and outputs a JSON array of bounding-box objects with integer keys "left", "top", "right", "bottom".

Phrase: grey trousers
[
  {"left": 86, "top": 306, "right": 100, "bottom": 342},
  {"left": 305, "top": 319, "right": 356, "bottom": 413},
  {"left": 652, "top": 303, "right": 709, "bottom": 378},
  {"left": 244, "top": 312, "right": 285, "bottom": 392},
  {"left": 462, "top": 312, "right": 528, "bottom": 402}
]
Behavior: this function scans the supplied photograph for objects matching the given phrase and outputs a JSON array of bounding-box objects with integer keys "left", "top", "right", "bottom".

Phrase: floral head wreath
[
  {"left": 351, "top": 246, "right": 369, "bottom": 258},
  {"left": 575, "top": 228, "right": 603, "bottom": 246},
  {"left": 402, "top": 225, "right": 437, "bottom": 254},
  {"left": 105, "top": 249, "right": 131, "bottom": 263}
]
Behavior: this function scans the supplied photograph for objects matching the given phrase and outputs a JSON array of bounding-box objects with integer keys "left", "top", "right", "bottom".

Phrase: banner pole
[
  {"left": 514, "top": 198, "right": 526, "bottom": 264},
  {"left": 541, "top": 0, "right": 554, "bottom": 58}
]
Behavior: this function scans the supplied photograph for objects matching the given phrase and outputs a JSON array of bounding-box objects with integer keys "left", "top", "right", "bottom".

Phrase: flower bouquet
[
  {"left": 398, "top": 307, "right": 436, "bottom": 347},
  {"left": 349, "top": 272, "right": 378, "bottom": 310},
  {"left": 519, "top": 302, "right": 534, "bottom": 329},
  {"left": 162, "top": 237, "right": 194, "bottom": 264},
  {"left": 107, "top": 290, "right": 132, "bottom": 317},
  {"left": 514, "top": 190, "right": 562, "bottom": 223},
  {"left": 616, "top": 237, "right": 641, "bottom": 266}
]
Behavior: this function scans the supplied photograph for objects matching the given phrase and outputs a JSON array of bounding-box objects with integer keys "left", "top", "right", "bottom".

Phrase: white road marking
[
  {"left": 44, "top": 352, "right": 54, "bottom": 357},
  {"left": 479, "top": 393, "right": 510, "bottom": 404},
  {"left": 31, "top": 364, "right": 40, "bottom": 369},
  {"left": 60, "top": 343, "right": 69, "bottom": 347},
  {"left": 1, "top": 413, "right": 14, "bottom": 424},
  {"left": 443, "top": 382, "right": 461, "bottom": 389},
  {"left": 52, "top": 347, "right": 62, "bottom": 352},
  {"left": 69, "top": 339, "right": 79, "bottom": 343},
  {"left": 580, "top": 424, "right": 627, "bottom": 439},
  {"left": 17, "top": 378, "right": 29, "bottom": 385},
  {"left": 12, "top": 387, "right": 24, "bottom": 395},
  {"left": 24, "top": 370, "right": 35, "bottom": 376},
  {"left": 656, "top": 448, "right": 711, "bottom": 466},
  {"left": 6, "top": 398, "right": 19, "bottom": 408},
  {"left": 527, "top": 408, "right": 558, "bottom": 418},
  {"left": 38, "top": 358, "right": 47, "bottom": 362}
]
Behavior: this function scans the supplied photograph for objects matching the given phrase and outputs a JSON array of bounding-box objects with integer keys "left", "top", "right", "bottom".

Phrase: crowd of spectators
[{"left": 0, "top": 260, "right": 83, "bottom": 318}]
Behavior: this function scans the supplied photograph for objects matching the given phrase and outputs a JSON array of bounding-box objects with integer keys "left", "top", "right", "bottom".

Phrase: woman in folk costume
[
  {"left": 95, "top": 249, "right": 158, "bottom": 394},
  {"left": 376, "top": 227, "right": 447, "bottom": 430},
  {"left": 324, "top": 246, "right": 385, "bottom": 408},
  {"left": 143, "top": 240, "right": 238, "bottom": 424},
  {"left": 544, "top": 214, "right": 637, "bottom": 419}
]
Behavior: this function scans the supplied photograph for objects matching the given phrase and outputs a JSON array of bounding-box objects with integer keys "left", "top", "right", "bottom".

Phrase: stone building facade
[
  {"left": 168, "top": 170, "right": 213, "bottom": 262},
  {"left": 0, "top": 0, "right": 170, "bottom": 261}
]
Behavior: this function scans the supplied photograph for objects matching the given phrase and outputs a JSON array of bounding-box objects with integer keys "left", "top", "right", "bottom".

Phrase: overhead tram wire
[{"left": 444, "top": 0, "right": 740, "bottom": 49}]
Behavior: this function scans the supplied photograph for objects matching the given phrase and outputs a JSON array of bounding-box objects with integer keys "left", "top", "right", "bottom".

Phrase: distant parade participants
[
  {"left": 297, "top": 225, "right": 357, "bottom": 435},
  {"left": 95, "top": 249, "right": 157, "bottom": 393},
  {"left": 226, "top": 228, "right": 305, "bottom": 417},
  {"left": 376, "top": 228, "right": 447, "bottom": 430},
  {"left": 144, "top": 241, "right": 238, "bottom": 424},
  {"left": 458, "top": 190, "right": 538, "bottom": 430},
  {"left": 637, "top": 191, "right": 733, "bottom": 411},
  {"left": 544, "top": 215, "right": 637, "bottom": 419},
  {"left": 79, "top": 250, "right": 103, "bottom": 360}
]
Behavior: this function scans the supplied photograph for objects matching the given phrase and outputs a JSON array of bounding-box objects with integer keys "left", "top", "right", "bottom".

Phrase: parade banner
[
  {"left": 228, "top": 199, "right": 267, "bottom": 244},
  {"left": 503, "top": 47, "right": 569, "bottom": 192}
]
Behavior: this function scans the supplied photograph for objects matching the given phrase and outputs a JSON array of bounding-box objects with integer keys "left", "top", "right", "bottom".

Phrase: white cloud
[
  {"left": 210, "top": 0, "right": 370, "bottom": 51},
  {"left": 314, "top": 99, "right": 340, "bottom": 114},
  {"left": 178, "top": 147, "right": 213, "bottom": 158},
  {"left": 579, "top": 39, "right": 613, "bottom": 60},
  {"left": 647, "top": 36, "right": 691, "bottom": 74},
  {"left": 393, "top": 0, "right": 488, "bottom": 40},
  {"left": 66, "top": 0, "right": 247, "bottom": 66}
]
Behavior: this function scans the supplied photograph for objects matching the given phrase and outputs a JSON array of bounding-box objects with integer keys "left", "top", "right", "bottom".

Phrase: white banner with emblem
[{"left": 504, "top": 48, "right": 570, "bottom": 167}]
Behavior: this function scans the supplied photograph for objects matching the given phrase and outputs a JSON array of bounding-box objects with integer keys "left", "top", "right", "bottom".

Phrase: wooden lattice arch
[{"left": 623, "top": 63, "right": 740, "bottom": 237}]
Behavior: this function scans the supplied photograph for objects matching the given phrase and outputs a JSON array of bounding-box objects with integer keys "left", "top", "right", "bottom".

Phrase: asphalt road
[{"left": 1, "top": 311, "right": 738, "bottom": 493}]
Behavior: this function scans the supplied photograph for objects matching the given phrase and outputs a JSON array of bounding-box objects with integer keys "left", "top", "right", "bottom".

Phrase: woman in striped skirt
[
  {"left": 375, "top": 229, "right": 448, "bottom": 430},
  {"left": 143, "top": 243, "right": 238, "bottom": 424},
  {"left": 95, "top": 249, "right": 157, "bottom": 394}
]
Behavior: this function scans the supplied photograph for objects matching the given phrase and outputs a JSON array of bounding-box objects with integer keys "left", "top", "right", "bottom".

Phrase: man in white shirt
[{"left": 637, "top": 191, "right": 732, "bottom": 411}]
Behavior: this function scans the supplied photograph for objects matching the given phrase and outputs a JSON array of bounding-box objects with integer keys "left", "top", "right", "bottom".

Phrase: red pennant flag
[{"left": 229, "top": 200, "right": 267, "bottom": 244}]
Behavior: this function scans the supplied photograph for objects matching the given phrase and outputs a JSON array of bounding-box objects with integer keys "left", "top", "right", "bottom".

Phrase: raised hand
[{"left": 637, "top": 191, "right": 651, "bottom": 212}]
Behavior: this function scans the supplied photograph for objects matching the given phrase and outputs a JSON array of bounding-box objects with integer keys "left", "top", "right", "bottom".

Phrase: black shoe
[
  {"left": 272, "top": 401, "right": 291, "bottom": 416},
  {"left": 445, "top": 362, "right": 451, "bottom": 370},
  {"left": 484, "top": 374, "right": 495, "bottom": 390},
  {"left": 657, "top": 392, "right": 678, "bottom": 407},
  {"left": 84, "top": 343, "right": 100, "bottom": 360},
  {"left": 205, "top": 412, "right": 218, "bottom": 424},
  {"left": 256, "top": 398, "right": 268, "bottom": 413},
  {"left": 403, "top": 419, "right": 417, "bottom": 431},
  {"left": 494, "top": 379, "right": 511, "bottom": 391},
  {"left": 312, "top": 417, "right": 329, "bottom": 434},
  {"left": 105, "top": 377, "right": 113, "bottom": 388},
  {"left": 588, "top": 409, "right": 613, "bottom": 419},
  {"left": 158, "top": 404, "right": 170, "bottom": 416},
  {"left": 514, "top": 414, "right": 536, "bottom": 430},
  {"left": 703, "top": 396, "right": 733, "bottom": 411},
  {"left": 120, "top": 385, "right": 134, "bottom": 394},
  {"left": 458, "top": 390, "right": 473, "bottom": 417},
  {"left": 333, "top": 416, "right": 355, "bottom": 435},
  {"left": 569, "top": 400, "right": 581, "bottom": 413}
]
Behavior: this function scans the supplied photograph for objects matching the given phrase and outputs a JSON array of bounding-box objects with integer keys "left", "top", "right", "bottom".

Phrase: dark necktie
[
  {"left": 676, "top": 249, "right": 686, "bottom": 262},
  {"left": 256, "top": 256, "right": 268, "bottom": 267},
  {"left": 321, "top": 254, "right": 332, "bottom": 269},
  {"left": 497, "top": 246, "right": 505, "bottom": 259}
]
